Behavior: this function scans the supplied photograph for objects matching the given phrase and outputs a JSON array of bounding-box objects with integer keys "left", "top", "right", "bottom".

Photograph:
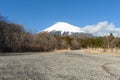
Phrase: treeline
[
  {"left": 0, "top": 16, "right": 120, "bottom": 53},
  {"left": 0, "top": 16, "right": 32, "bottom": 52}
]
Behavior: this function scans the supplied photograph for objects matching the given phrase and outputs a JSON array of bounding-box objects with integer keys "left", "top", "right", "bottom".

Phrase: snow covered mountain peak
[{"left": 43, "top": 22, "right": 84, "bottom": 35}]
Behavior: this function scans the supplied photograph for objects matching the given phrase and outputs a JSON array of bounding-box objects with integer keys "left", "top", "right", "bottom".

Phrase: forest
[{"left": 1, "top": 15, "right": 120, "bottom": 53}]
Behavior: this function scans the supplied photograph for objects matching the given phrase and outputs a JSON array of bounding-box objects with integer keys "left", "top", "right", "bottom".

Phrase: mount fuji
[
  {"left": 43, "top": 22, "right": 84, "bottom": 35},
  {"left": 39, "top": 21, "right": 120, "bottom": 37},
  {"left": 41, "top": 22, "right": 93, "bottom": 38}
]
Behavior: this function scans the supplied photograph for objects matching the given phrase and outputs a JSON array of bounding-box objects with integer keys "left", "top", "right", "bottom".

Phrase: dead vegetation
[
  {"left": 1, "top": 15, "right": 120, "bottom": 53},
  {"left": 83, "top": 48, "right": 120, "bottom": 54}
]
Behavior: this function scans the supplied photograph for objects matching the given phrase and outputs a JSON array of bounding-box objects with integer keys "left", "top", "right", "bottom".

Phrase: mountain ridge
[{"left": 43, "top": 22, "right": 84, "bottom": 35}]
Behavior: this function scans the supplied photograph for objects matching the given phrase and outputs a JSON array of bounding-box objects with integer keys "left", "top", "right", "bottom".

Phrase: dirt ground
[{"left": 0, "top": 50, "right": 120, "bottom": 80}]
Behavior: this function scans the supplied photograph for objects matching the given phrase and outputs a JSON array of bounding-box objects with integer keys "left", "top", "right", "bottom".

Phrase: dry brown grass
[{"left": 82, "top": 48, "right": 120, "bottom": 54}]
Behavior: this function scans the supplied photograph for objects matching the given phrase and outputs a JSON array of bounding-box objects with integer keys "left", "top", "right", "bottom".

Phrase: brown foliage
[{"left": 1, "top": 16, "right": 120, "bottom": 53}]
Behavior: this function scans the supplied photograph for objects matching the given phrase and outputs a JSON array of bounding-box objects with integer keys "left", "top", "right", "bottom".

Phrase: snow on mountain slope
[
  {"left": 40, "top": 21, "right": 120, "bottom": 37},
  {"left": 43, "top": 22, "right": 84, "bottom": 35}
]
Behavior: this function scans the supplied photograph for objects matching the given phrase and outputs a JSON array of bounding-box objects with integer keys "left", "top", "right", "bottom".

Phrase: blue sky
[{"left": 0, "top": 0, "right": 120, "bottom": 32}]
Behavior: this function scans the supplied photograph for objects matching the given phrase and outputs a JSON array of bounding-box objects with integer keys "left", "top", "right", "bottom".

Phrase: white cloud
[{"left": 82, "top": 21, "right": 120, "bottom": 37}]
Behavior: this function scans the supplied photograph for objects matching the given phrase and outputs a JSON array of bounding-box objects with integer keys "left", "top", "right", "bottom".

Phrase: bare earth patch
[{"left": 0, "top": 50, "right": 120, "bottom": 80}]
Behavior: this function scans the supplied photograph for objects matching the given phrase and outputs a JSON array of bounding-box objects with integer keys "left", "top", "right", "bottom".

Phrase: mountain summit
[{"left": 43, "top": 22, "right": 84, "bottom": 35}]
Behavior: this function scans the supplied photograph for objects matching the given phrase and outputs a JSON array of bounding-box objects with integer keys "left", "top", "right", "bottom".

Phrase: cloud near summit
[{"left": 82, "top": 21, "right": 120, "bottom": 37}]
